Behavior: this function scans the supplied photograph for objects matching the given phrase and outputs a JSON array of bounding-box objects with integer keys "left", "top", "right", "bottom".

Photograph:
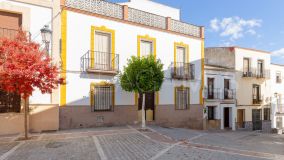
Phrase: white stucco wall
[
  {"left": 1, "top": 0, "right": 52, "bottom": 104},
  {"left": 270, "top": 64, "right": 284, "bottom": 100},
  {"left": 64, "top": 10, "right": 202, "bottom": 106},
  {"left": 119, "top": 0, "right": 180, "bottom": 20},
  {"left": 234, "top": 48, "right": 271, "bottom": 106}
]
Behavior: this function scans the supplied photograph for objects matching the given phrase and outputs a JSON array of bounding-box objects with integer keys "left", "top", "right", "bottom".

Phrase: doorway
[
  {"left": 237, "top": 109, "right": 245, "bottom": 128},
  {"left": 138, "top": 92, "right": 155, "bottom": 121},
  {"left": 224, "top": 107, "right": 230, "bottom": 128},
  {"left": 252, "top": 109, "right": 262, "bottom": 130}
]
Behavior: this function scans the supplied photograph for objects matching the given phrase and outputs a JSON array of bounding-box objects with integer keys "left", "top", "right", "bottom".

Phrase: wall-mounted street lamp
[{"left": 40, "top": 25, "right": 52, "bottom": 53}]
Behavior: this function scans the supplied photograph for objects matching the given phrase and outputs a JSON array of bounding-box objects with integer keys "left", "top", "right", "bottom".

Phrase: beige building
[
  {"left": 0, "top": 0, "right": 61, "bottom": 135},
  {"left": 206, "top": 47, "right": 271, "bottom": 131}
]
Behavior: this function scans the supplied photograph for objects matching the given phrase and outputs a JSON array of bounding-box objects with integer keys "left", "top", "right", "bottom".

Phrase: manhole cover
[{"left": 45, "top": 142, "right": 67, "bottom": 148}]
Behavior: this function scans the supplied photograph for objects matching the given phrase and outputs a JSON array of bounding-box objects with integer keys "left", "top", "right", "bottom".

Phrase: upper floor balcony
[
  {"left": 252, "top": 95, "right": 264, "bottom": 105},
  {"left": 276, "top": 105, "right": 284, "bottom": 114},
  {"left": 242, "top": 68, "right": 270, "bottom": 79},
  {"left": 171, "top": 62, "right": 195, "bottom": 80},
  {"left": 0, "top": 27, "right": 31, "bottom": 41},
  {"left": 203, "top": 88, "right": 236, "bottom": 100},
  {"left": 63, "top": 0, "right": 203, "bottom": 38},
  {"left": 81, "top": 50, "right": 119, "bottom": 75}
]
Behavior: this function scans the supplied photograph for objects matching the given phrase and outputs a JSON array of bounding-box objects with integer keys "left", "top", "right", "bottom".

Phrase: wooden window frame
[{"left": 174, "top": 85, "right": 190, "bottom": 110}]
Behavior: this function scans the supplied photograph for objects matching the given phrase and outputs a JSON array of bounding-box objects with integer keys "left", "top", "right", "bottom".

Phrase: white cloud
[
  {"left": 209, "top": 17, "right": 262, "bottom": 41},
  {"left": 272, "top": 48, "right": 284, "bottom": 59}
]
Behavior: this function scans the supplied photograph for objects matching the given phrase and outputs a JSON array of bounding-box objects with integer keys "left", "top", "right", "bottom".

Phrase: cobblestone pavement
[{"left": 0, "top": 125, "right": 283, "bottom": 160}]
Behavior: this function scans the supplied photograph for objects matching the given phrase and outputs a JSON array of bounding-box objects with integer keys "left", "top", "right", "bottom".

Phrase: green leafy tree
[{"left": 119, "top": 55, "right": 164, "bottom": 129}]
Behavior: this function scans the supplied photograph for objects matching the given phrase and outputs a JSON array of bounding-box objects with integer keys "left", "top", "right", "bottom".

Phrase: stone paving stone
[
  {"left": 6, "top": 137, "right": 101, "bottom": 160},
  {"left": 149, "top": 125, "right": 203, "bottom": 140},
  {"left": 98, "top": 132, "right": 167, "bottom": 160},
  {"left": 191, "top": 131, "right": 284, "bottom": 155},
  {"left": 0, "top": 142, "right": 19, "bottom": 156},
  {"left": 156, "top": 145, "right": 268, "bottom": 160}
]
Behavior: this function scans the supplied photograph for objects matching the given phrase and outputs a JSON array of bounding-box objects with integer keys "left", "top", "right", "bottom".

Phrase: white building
[
  {"left": 205, "top": 47, "right": 271, "bottom": 131},
  {"left": 270, "top": 64, "right": 284, "bottom": 130},
  {"left": 204, "top": 63, "right": 237, "bottom": 130},
  {"left": 58, "top": 0, "right": 205, "bottom": 129}
]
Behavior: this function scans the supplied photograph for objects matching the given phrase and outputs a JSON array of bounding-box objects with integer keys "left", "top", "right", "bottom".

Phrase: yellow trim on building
[
  {"left": 199, "top": 40, "right": 205, "bottom": 104},
  {"left": 90, "top": 26, "right": 116, "bottom": 68},
  {"left": 90, "top": 82, "right": 115, "bottom": 107},
  {"left": 174, "top": 42, "right": 189, "bottom": 64},
  {"left": 174, "top": 85, "right": 190, "bottom": 109},
  {"left": 137, "top": 34, "right": 156, "bottom": 59},
  {"left": 60, "top": 9, "right": 67, "bottom": 106}
]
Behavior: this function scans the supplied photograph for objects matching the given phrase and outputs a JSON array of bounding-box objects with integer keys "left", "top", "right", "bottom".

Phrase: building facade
[
  {"left": 270, "top": 64, "right": 284, "bottom": 130},
  {"left": 58, "top": 0, "right": 205, "bottom": 129},
  {"left": 204, "top": 63, "right": 237, "bottom": 130},
  {"left": 0, "top": 0, "right": 61, "bottom": 135},
  {"left": 205, "top": 47, "right": 272, "bottom": 131}
]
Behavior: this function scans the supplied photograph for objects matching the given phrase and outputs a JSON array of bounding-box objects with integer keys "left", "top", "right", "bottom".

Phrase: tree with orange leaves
[{"left": 0, "top": 31, "right": 63, "bottom": 139}]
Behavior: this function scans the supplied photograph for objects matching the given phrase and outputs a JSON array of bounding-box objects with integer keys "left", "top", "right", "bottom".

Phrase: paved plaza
[{"left": 0, "top": 125, "right": 284, "bottom": 160}]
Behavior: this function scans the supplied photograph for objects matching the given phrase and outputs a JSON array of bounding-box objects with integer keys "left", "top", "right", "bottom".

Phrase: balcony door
[
  {"left": 0, "top": 11, "right": 22, "bottom": 39},
  {"left": 207, "top": 78, "right": 214, "bottom": 99},
  {"left": 95, "top": 32, "right": 111, "bottom": 70},
  {"left": 224, "top": 79, "right": 230, "bottom": 99},
  {"left": 253, "top": 84, "right": 261, "bottom": 104},
  {"left": 140, "top": 40, "right": 153, "bottom": 57},
  {"left": 243, "top": 58, "right": 250, "bottom": 75},
  {"left": 176, "top": 47, "right": 186, "bottom": 75},
  {"left": 257, "top": 60, "right": 264, "bottom": 76}
]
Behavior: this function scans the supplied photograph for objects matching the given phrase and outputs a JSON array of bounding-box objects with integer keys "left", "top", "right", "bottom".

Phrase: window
[
  {"left": 176, "top": 47, "right": 186, "bottom": 63},
  {"left": 0, "top": 89, "right": 21, "bottom": 113},
  {"left": 140, "top": 40, "right": 153, "bottom": 57},
  {"left": 243, "top": 58, "right": 250, "bottom": 74},
  {"left": 90, "top": 83, "right": 114, "bottom": 111},
  {"left": 224, "top": 79, "right": 231, "bottom": 99},
  {"left": 263, "top": 108, "right": 270, "bottom": 121},
  {"left": 94, "top": 32, "right": 111, "bottom": 70},
  {"left": 207, "top": 78, "right": 215, "bottom": 99},
  {"left": 253, "top": 84, "right": 262, "bottom": 104},
  {"left": 175, "top": 86, "right": 190, "bottom": 110},
  {"left": 276, "top": 71, "right": 282, "bottom": 83},
  {"left": 207, "top": 106, "right": 216, "bottom": 120}
]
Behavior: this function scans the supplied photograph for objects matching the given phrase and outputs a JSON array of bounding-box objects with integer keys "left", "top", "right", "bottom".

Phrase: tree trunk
[
  {"left": 141, "top": 93, "right": 146, "bottom": 129},
  {"left": 24, "top": 97, "right": 29, "bottom": 139}
]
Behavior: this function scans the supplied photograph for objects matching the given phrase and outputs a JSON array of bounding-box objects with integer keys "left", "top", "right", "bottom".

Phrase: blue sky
[{"left": 110, "top": 0, "right": 284, "bottom": 64}]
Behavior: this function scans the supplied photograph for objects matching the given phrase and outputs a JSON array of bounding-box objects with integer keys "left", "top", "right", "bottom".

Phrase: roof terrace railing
[{"left": 64, "top": 0, "right": 203, "bottom": 38}]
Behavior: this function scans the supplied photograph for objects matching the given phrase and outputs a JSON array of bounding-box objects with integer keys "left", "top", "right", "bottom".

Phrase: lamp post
[{"left": 40, "top": 25, "right": 52, "bottom": 53}]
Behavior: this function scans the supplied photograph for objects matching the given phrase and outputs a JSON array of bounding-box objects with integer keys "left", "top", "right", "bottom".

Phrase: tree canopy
[
  {"left": 119, "top": 55, "right": 164, "bottom": 93},
  {"left": 0, "top": 31, "right": 63, "bottom": 99}
]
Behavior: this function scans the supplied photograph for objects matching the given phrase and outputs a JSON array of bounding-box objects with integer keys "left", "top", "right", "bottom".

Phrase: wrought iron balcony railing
[
  {"left": 242, "top": 68, "right": 270, "bottom": 79},
  {"left": 81, "top": 50, "right": 119, "bottom": 74},
  {"left": 0, "top": 27, "right": 31, "bottom": 41},
  {"left": 64, "top": 0, "right": 202, "bottom": 38},
  {"left": 204, "top": 88, "right": 221, "bottom": 100},
  {"left": 276, "top": 78, "right": 282, "bottom": 83},
  {"left": 204, "top": 88, "right": 236, "bottom": 100},
  {"left": 171, "top": 62, "right": 195, "bottom": 80},
  {"left": 252, "top": 95, "right": 264, "bottom": 104},
  {"left": 222, "top": 89, "right": 236, "bottom": 100}
]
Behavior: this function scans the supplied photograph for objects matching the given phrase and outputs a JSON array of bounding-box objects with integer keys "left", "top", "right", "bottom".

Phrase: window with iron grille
[
  {"left": 175, "top": 86, "right": 189, "bottom": 110},
  {"left": 0, "top": 89, "right": 21, "bottom": 113},
  {"left": 207, "top": 106, "right": 216, "bottom": 120},
  {"left": 263, "top": 108, "right": 270, "bottom": 120},
  {"left": 91, "top": 84, "right": 114, "bottom": 112}
]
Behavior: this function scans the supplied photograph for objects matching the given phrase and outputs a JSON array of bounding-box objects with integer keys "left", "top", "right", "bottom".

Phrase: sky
[{"left": 110, "top": 0, "right": 284, "bottom": 64}]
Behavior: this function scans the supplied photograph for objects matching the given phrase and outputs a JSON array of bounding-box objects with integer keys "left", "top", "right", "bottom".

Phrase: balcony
[
  {"left": 276, "top": 78, "right": 282, "bottom": 83},
  {"left": 0, "top": 27, "right": 31, "bottom": 41},
  {"left": 204, "top": 88, "right": 236, "bottom": 100},
  {"left": 204, "top": 88, "right": 221, "bottom": 100},
  {"left": 242, "top": 68, "right": 270, "bottom": 79},
  {"left": 252, "top": 95, "right": 263, "bottom": 105},
  {"left": 81, "top": 50, "right": 119, "bottom": 75},
  {"left": 171, "top": 62, "right": 195, "bottom": 80},
  {"left": 223, "top": 89, "right": 236, "bottom": 100},
  {"left": 64, "top": 0, "right": 203, "bottom": 38}
]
